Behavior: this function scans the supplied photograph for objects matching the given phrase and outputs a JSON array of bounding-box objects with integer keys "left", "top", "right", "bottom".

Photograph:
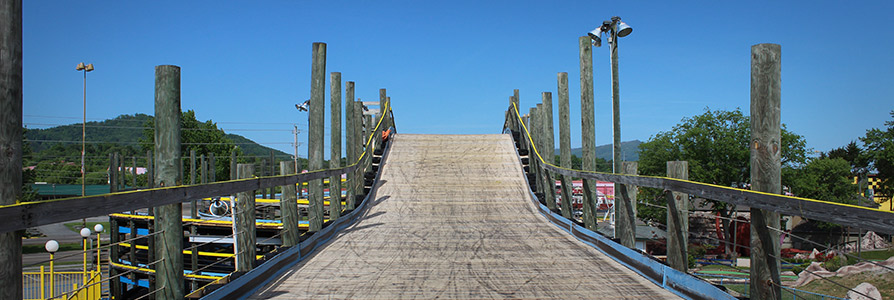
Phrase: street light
[
  {"left": 94, "top": 224, "right": 104, "bottom": 271},
  {"left": 76, "top": 62, "right": 94, "bottom": 229},
  {"left": 80, "top": 227, "right": 92, "bottom": 285},
  {"left": 45, "top": 240, "right": 59, "bottom": 298},
  {"left": 589, "top": 16, "right": 633, "bottom": 240}
]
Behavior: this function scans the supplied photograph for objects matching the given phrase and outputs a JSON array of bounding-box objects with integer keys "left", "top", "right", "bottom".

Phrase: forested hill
[{"left": 25, "top": 113, "right": 289, "bottom": 159}]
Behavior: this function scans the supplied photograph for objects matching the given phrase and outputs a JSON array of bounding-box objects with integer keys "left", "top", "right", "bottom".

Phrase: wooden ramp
[{"left": 250, "top": 134, "right": 679, "bottom": 299}]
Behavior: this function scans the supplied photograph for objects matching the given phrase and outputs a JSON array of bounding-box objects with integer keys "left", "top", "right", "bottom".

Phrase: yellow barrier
[{"left": 23, "top": 269, "right": 100, "bottom": 300}]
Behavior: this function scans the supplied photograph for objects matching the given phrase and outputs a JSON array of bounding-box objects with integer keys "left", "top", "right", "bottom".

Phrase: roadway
[{"left": 250, "top": 134, "right": 679, "bottom": 299}]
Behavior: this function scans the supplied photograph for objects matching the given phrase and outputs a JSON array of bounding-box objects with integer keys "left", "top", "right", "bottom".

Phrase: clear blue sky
[{"left": 23, "top": 1, "right": 894, "bottom": 159}]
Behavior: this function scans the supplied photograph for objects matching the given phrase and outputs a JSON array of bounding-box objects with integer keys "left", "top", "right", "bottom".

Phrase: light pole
[
  {"left": 45, "top": 240, "right": 59, "bottom": 298},
  {"left": 79, "top": 227, "right": 92, "bottom": 285},
  {"left": 94, "top": 224, "right": 104, "bottom": 271},
  {"left": 76, "top": 62, "right": 94, "bottom": 229},
  {"left": 589, "top": 16, "right": 633, "bottom": 242}
]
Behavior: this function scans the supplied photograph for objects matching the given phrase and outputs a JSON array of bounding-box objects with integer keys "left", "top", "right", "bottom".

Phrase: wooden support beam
[
  {"left": 530, "top": 106, "right": 542, "bottom": 198},
  {"left": 579, "top": 36, "right": 598, "bottom": 231},
  {"left": 209, "top": 153, "right": 216, "bottom": 182},
  {"left": 330, "top": 72, "right": 342, "bottom": 220},
  {"left": 0, "top": 0, "right": 23, "bottom": 297},
  {"left": 280, "top": 161, "right": 300, "bottom": 247},
  {"left": 345, "top": 81, "right": 355, "bottom": 210},
  {"left": 132, "top": 156, "right": 137, "bottom": 188},
  {"left": 152, "top": 64, "right": 184, "bottom": 300},
  {"left": 308, "top": 42, "right": 326, "bottom": 232},
  {"left": 617, "top": 161, "right": 637, "bottom": 248},
  {"left": 230, "top": 149, "right": 237, "bottom": 181},
  {"left": 145, "top": 151, "right": 152, "bottom": 188},
  {"left": 666, "top": 161, "right": 689, "bottom": 272},
  {"left": 109, "top": 153, "right": 118, "bottom": 193},
  {"left": 268, "top": 150, "right": 275, "bottom": 200},
  {"left": 557, "top": 73, "right": 574, "bottom": 220},
  {"left": 541, "top": 92, "right": 557, "bottom": 212},
  {"left": 190, "top": 150, "right": 197, "bottom": 216},
  {"left": 235, "top": 164, "right": 257, "bottom": 271},
  {"left": 749, "top": 43, "right": 783, "bottom": 300}
]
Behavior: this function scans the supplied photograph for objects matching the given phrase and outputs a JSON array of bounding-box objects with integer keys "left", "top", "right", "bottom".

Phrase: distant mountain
[
  {"left": 25, "top": 113, "right": 288, "bottom": 158},
  {"left": 564, "top": 140, "right": 642, "bottom": 161},
  {"left": 226, "top": 134, "right": 290, "bottom": 157}
]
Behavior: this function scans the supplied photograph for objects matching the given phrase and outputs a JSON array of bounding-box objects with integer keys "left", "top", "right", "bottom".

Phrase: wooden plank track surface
[{"left": 250, "top": 134, "right": 679, "bottom": 299}]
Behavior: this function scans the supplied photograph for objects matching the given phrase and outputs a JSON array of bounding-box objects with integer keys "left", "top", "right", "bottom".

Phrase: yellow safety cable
[
  {"left": 1, "top": 99, "right": 393, "bottom": 210},
  {"left": 509, "top": 102, "right": 894, "bottom": 214}
]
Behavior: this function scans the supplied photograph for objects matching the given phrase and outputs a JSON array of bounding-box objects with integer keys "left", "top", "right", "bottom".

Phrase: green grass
[
  {"left": 852, "top": 248, "right": 894, "bottom": 261},
  {"left": 798, "top": 272, "right": 894, "bottom": 298},
  {"left": 22, "top": 242, "right": 81, "bottom": 254},
  {"left": 63, "top": 221, "right": 110, "bottom": 234}
]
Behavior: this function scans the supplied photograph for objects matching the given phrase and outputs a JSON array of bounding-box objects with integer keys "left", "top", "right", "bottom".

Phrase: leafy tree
[
  {"left": 827, "top": 141, "right": 871, "bottom": 203},
  {"left": 21, "top": 128, "right": 39, "bottom": 202},
  {"left": 861, "top": 110, "right": 894, "bottom": 197},
  {"left": 636, "top": 108, "right": 809, "bottom": 256},
  {"left": 786, "top": 157, "right": 857, "bottom": 204},
  {"left": 142, "top": 110, "right": 241, "bottom": 181}
]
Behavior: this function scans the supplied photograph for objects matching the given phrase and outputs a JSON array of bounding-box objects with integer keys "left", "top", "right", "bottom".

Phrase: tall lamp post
[
  {"left": 589, "top": 16, "right": 633, "bottom": 241},
  {"left": 76, "top": 62, "right": 94, "bottom": 228},
  {"left": 45, "top": 240, "right": 59, "bottom": 298},
  {"left": 79, "top": 227, "right": 92, "bottom": 285}
]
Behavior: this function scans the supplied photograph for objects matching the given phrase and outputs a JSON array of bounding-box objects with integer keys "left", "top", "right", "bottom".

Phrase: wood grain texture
[
  {"left": 330, "top": 72, "right": 343, "bottom": 220},
  {"left": 346, "top": 82, "right": 356, "bottom": 210},
  {"left": 250, "top": 134, "right": 678, "bottom": 299},
  {"left": 616, "top": 161, "right": 637, "bottom": 248},
  {"left": 308, "top": 42, "right": 326, "bottom": 232},
  {"left": 0, "top": 1, "right": 23, "bottom": 297},
  {"left": 578, "top": 36, "right": 598, "bottom": 231},
  {"left": 665, "top": 161, "right": 688, "bottom": 273},
  {"left": 153, "top": 64, "right": 184, "bottom": 299},
  {"left": 749, "top": 43, "right": 782, "bottom": 300},
  {"left": 236, "top": 164, "right": 257, "bottom": 272},
  {"left": 280, "top": 161, "right": 300, "bottom": 247}
]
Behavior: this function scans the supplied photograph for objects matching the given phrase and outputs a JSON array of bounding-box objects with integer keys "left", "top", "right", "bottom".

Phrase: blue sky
[{"left": 23, "top": 1, "right": 893, "bottom": 159}]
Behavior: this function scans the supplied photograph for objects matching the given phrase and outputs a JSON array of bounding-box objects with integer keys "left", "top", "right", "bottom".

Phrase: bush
[{"left": 822, "top": 255, "right": 848, "bottom": 272}]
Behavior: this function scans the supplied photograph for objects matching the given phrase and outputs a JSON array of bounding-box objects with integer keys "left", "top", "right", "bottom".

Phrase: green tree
[
  {"left": 787, "top": 157, "right": 857, "bottom": 204},
  {"left": 636, "top": 108, "right": 809, "bottom": 256},
  {"left": 861, "top": 110, "right": 894, "bottom": 197},
  {"left": 142, "top": 110, "right": 241, "bottom": 181}
]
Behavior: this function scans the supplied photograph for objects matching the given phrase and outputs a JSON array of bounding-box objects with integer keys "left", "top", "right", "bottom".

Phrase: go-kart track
[{"left": 249, "top": 134, "right": 679, "bottom": 299}]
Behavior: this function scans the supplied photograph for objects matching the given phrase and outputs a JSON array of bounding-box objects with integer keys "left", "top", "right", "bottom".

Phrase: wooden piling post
[
  {"left": 190, "top": 150, "right": 197, "bottom": 213},
  {"left": 109, "top": 153, "right": 118, "bottom": 193},
  {"left": 188, "top": 150, "right": 197, "bottom": 290},
  {"left": 527, "top": 107, "right": 539, "bottom": 195},
  {"left": 308, "top": 42, "right": 326, "bottom": 232},
  {"left": 379, "top": 89, "right": 387, "bottom": 142},
  {"left": 330, "top": 72, "right": 343, "bottom": 220},
  {"left": 353, "top": 100, "right": 364, "bottom": 204},
  {"left": 230, "top": 149, "right": 237, "bottom": 181},
  {"left": 268, "top": 150, "right": 275, "bottom": 200},
  {"left": 617, "top": 161, "right": 637, "bottom": 248},
  {"left": 152, "top": 65, "right": 184, "bottom": 299},
  {"left": 131, "top": 156, "right": 137, "bottom": 188},
  {"left": 345, "top": 82, "right": 356, "bottom": 210},
  {"left": 235, "top": 164, "right": 257, "bottom": 271},
  {"left": 147, "top": 150, "right": 154, "bottom": 188},
  {"left": 579, "top": 36, "right": 598, "bottom": 230},
  {"left": 557, "top": 73, "right": 575, "bottom": 220},
  {"left": 541, "top": 93, "right": 557, "bottom": 212},
  {"left": 666, "top": 161, "right": 689, "bottom": 272},
  {"left": 0, "top": 1, "right": 23, "bottom": 296},
  {"left": 750, "top": 43, "right": 783, "bottom": 300},
  {"left": 280, "top": 161, "right": 300, "bottom": 247},
  {"left": 209, "top": 153, "right": 216, "bottom": 182}
]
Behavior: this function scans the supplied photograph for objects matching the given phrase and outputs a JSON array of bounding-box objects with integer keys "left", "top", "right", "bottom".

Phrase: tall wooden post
[
  {"left": 131, "top": 156, "right": 137, "bottom": 188},
  {"left": 229, "top": 150, "right": 236, "bottom": 181},
  {"left": 209, "top": 153, "right": 216, "bottom": 182},
  {"left": 379, "top": 89, "right": 387, "bottom": 140},
  {"left": 268, "top": 150, "right": 275, "bottom": 200},
  {"left": 617, "top": 161, "right": 637, "bottom": 248},
  {"left": 557, "top": 73, "right": 575, "bottom": 220},
  {"left": 666, "top": 161, "right": 689, "bottom": 272},
  {"left": 280, "top": 161, "right": 299, "bottom": 247},
  {"left": 750, "top": 43, "right": 782, "bottom": 300},
  {"left": 190, "top": 150, "right": 197, "bottom": 212},
  {"left": 109, "top": 153, "right": 118, "bottom": 193},
  {"left": 152, "top": 65, "right": 184, "bottom": 299},
  {"left": 0, "top": 1, "right": 23, "bottom": 297},
  {"left": 330, "top": 72, "right": 343, "bottom": 220},
  {"left": 579, "top": 36, "right": 598, "bottom": 230},
  {"left": 235, "top": 164, "right": 256, "bottom": 271},
  {"left": 541, "top": 93, "right": 557, "bottom": 212},
  {"left": 353, "top": 100, "right": 364, "bottom": 204},
  {"left": 345, "top": 81, "right": 355, "bottom": 210},
  {"left": 146, "top": 150, "right": 154, "bottom": 188},
  {"left": 308, "top": 42, "right": 326, "bottom": 232},
  {"left": 528, "top": 107, "right": 540, "bottom": 196}
]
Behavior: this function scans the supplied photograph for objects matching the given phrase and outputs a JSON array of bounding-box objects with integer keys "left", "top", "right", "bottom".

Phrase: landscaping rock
[{"left": 846, "top": 282, "right": 881, "bottom": 300}]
